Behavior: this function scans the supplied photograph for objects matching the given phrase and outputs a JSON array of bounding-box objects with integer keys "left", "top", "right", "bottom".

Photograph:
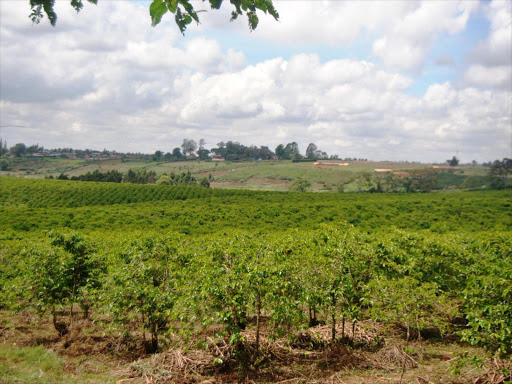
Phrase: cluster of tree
[
  {"left": 487, "top": 158, "right": 512, "bottom": 189},
  {"left": 53, "top": 169, "right": 156, "bottom": 184},
  {"left": 64, "top": 170, "right": 124, "bottom": 183},
  {"left": 51, "top": 169, "right": 210, "bottom": 188},
  {"left": 0, "top": 139, "right": 336, "bottom": 163},
  {"left": 335, "top": 169, "right": 440, "bottom": 193},
  {"left": 275, "top": 142, "right": 331, "bottom": 160},
  {"left": 156, "top": 140, "right": 335, "bottom": 162},
  {"left": 210, "top": 141, "right": 274, "bottom": 160},
  {"left": 2, "top": 142, "right": 44, "bottom": 157},
  {"left": 156, "top": 171, "right": 210, "bottom": 188}
]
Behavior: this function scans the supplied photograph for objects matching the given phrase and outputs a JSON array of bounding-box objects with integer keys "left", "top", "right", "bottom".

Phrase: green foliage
[
  {"left": 1, "top": 178, "right": 511, "bottom": 235},
  {"left": 105, "top": 236, "right": 180, "bottom": 352},
  {"left": 447, "top": 156, "right": 460, "bottom": 167},
  {"left": 487, "top": 158, "right": 512, "bottom": 190},
  {"left": 0, "top": 176, "right": 511, "bottom": 360},
  {"left": 210, "top": 141, "right": 274, "bottom": 161},
  {"left": 367, "top": 276, "right": 454, "bottom": 341},
  {"left": 9, "top": 143, "right": 27, "bottom": 158},
  {"left": 461, "top": 237, "right": 512, "bottom": 356},
  {"left": 29, "top": 0, "right": 278, "bottom": 34},
  {"left": 288, "top": 177, "right": 311, "bottom": 192},
  {"left": 22, "top": 233, "right": 100, "bottom": 335}
]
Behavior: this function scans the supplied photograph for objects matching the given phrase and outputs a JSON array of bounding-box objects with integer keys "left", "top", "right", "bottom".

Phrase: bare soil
[{"left": 1, "top": 311, "right": 509, "bottom": 384}]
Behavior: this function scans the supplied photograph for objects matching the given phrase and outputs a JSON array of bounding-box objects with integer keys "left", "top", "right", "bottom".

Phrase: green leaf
[
  {"left": 150, "top": 0, "right": 168, "bottom": 27},
  {"left": 165, "top": 0, "right": 178, "bottom": 13},
  {"left": 209, "top": 0, "right": 223, "bottom": 10}
]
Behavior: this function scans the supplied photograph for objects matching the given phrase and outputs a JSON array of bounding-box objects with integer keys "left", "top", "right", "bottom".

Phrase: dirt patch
[
  {"left": 195, "top": 170, "right": 230, "bottom": 178},
  {"left": 1, "top": 311, "right": 508, "bottom": 384}
]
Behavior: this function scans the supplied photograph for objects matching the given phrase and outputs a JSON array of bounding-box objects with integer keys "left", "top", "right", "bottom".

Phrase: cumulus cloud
[
  {"left": 194, "top": 0, "right": 477, "bottom": 72},
  {"left": 372, "top": 1, "right": 477, "bottom": 72},
  {"left": 463, "top": 0, "right": 512, "bottom": 89},
  {"left": 0, "top": 1, "right": 510, "bottom": 162}
]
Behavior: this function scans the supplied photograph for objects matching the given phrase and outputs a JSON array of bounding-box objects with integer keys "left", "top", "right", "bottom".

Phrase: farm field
[
  {"left": 0, "top": 177, "right": 511, "bottom": 383},
  {"left": 2, "top": 0, "right": 511, "bottom": 382},
  {"left": 0, "top": 157, "right": 491, "bottom": 192}
]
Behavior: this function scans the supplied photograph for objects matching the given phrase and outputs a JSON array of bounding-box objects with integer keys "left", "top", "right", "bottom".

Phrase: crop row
[{"left": 1, "top": 227, "right": 510, "bottom": 359}]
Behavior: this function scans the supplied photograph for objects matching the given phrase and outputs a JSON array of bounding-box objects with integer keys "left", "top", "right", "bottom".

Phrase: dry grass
[{"left": 1, "top": 311, "right": 510, "bottom": 384}]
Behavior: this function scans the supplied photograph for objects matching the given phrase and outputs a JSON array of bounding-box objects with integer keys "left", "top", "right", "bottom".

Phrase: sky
[{"left": 0, "top": 0, "right": 511, "bottom": 163}]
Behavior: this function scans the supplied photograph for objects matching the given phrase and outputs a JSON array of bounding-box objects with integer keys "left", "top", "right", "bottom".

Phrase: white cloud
[
  {"left": 463, "top": 0, "right": 512, "bottom": 90},
  {"left": 372, "top": 1, "right": 477, "bottom": 72},
  {"left": 0, "top": 1, "right": 510, "bottom": 163},
  {"left": 464, "top": 65, "right": 512, "bottom": 88}
]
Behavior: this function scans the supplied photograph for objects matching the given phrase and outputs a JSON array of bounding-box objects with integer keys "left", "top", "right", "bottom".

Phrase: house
[
  {"left": 374, "top": 169, "right": 392, "bottom": 173},
  {"left": 211, "top": 158, "right": 225, "bottom": 162}
]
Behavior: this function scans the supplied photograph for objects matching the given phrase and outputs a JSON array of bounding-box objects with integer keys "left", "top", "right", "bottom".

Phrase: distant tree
[
  {"left": 156, "top": 174, "right": 171, "bottom": 185},
  {"left": 471, "top": 160, "right": 478, "bottom": 166},
  {"left": 172, "top": 147, "right": 183, "bottom": 159},
  {"left": 57, "top": 173, "right": 69, "bottom": 180},
  {"left": 315, "top": 150, "right": 328, "bottom": 159},
  {"left": 284, "top": 142, "right": 300, "bottom": 160},
  {"left": 210, "top": 141, "right": 274, "bottom": 160},
  {"left": 355, "top": 172, "right": 373, "bottom": 192},
  {"left": 288, "top": 178, "right": 311, "bottom": 192},
  {"left": 9, "top": 143, "right": 27, "bottom": 157},
  {"left": 461, "top": 176, "right": 485, "bottom": 190},
  {"left": 275, "top": 144, "right": 285, "bottom": 159},
  {"left": 0, "top": 160, "right": 9, "bottom": 171},
  {"left": 447, "top": 156, "right": 459, "bottom": 166},
  {"left": 197, "top": 148, "right": 210, "bottom": 160},
  {"left": 152, "top": 150, "right": 163, "bottom": 161},
  {"left": 403, "top": 169, "right": 439, "bottom": 193},
  {"left": 487, "top": 158, "right": 512, "bottom": 189},
  {"left": 181, "top": 139, "right": 197, "bottom": 156},
  {"left": 199, "top": 139, "right": 206, "bottom": 150},
  {"left": 27, "top": 144, "right": 42, "bottom": 154},
  {"left": 199, "top": 177, "right": 210, "bottom": 188},
  {"left": 306, "top": 143, "right": 318, "bottom": 159}
]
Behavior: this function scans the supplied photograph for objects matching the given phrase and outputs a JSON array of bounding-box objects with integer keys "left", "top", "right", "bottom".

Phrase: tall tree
[
  {"left": 9, "top": 143, "right": 27, "bottom": 157},
  {"left": 447, "top": 156, "right": 459, "bottom": 166},
  {"left": 181, "top": 139, "right": 197, "bottom": 156},
  {"left": 488, "top": 158, "right": 512, "bottom": 189},
  {"left": 284, "top": 142, "right": 301, "bottom": 160},
  {"left": 306, "top": 143, "right": 317, "bottom": 159},
  {"left": 275, "top": 144, "right": 285, "bottom": 159},
  {"left": 172, "top": 147, "right": 183, "bottom": 159}
]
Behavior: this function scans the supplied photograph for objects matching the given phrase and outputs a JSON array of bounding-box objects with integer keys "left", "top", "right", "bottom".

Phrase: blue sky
[{"left": 0, "top": 0, "right": 511, "bottom": 162}]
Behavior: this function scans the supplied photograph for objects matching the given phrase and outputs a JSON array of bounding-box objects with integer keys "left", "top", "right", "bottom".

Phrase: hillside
[{"left": 0, "top": 157, "right": 491, "bottom": 192}]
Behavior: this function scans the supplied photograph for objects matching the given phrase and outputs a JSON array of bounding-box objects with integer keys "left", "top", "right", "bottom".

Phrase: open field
[
  {"left": 1, "top": 178, "right": 511, "bottom": 383},
  {"left": 0, "top": 157, "right": 492, "bottom": 192}
]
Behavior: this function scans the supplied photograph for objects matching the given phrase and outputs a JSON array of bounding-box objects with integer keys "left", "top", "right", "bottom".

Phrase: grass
[
  {"left": 0, "top": 344, "right": 120, "bottom": 384},
  {"left": 1, "top": 157, "right": 495, "bottom": 192}
]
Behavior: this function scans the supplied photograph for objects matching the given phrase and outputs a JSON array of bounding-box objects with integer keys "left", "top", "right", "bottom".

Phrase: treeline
[
  {"left": 0, "top": 138, "right": 334, "bottom": 162},
  {"left": 51, "top": 169, "right": 210, "bottom": 188}
]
